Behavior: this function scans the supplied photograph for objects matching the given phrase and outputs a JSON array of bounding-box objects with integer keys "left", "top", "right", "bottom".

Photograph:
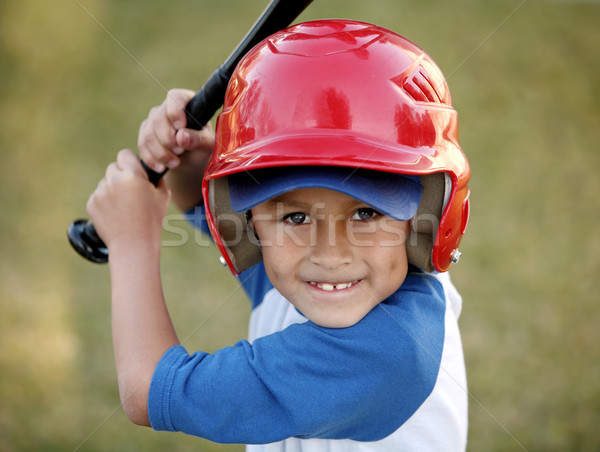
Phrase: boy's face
[{"left": 251, "top": 187, "right": 411, "bottom": 328}]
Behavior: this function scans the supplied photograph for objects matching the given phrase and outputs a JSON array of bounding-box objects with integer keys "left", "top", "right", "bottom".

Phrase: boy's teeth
[{"left": 314, "top": 282, "right": 355, "bottom": 291}]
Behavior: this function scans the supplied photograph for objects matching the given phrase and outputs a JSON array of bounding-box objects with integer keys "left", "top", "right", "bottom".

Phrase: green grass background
[{"left": 1, "top": 0, "right": 599, "bottom": 450}]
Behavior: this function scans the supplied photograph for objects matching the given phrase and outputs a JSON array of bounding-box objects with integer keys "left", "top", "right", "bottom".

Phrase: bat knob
[{"left": 67, "top": 219, "right": 109, "bottom": 263}]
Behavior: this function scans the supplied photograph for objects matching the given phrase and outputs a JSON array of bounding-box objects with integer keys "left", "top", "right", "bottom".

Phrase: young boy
[{"left": 87, "top": 19, "right": 471, "bottom": 450}]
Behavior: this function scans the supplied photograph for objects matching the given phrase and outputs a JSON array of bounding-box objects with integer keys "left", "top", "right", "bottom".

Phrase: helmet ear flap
[
  {"left": 208, "top": 178, "right": 262, "bottom": 274},
  {"left": 406, "top": 173, "right": 447, "bottom": 272}
]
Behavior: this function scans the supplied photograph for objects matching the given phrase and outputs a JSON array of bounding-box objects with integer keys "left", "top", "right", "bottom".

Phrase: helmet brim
[{"left": 228, "top": 165, "right": 423, "bottom": 222}]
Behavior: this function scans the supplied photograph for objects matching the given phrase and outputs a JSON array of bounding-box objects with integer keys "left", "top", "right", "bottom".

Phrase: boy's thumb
[
  {"left": 176, "top": 128, "right": 213, "bottom": 152},
  {"left": 166, "top": 89, "right": 196, "bottom": 129}
]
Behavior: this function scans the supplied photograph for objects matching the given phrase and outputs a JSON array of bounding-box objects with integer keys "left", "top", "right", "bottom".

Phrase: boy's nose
[{"left": 309, "top": 218, "right": 353, "bottom": 270}]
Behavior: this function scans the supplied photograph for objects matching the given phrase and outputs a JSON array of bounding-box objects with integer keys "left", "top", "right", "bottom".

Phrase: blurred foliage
[{"left": 0, "top": 0, "right": 599, "bottom": 450}]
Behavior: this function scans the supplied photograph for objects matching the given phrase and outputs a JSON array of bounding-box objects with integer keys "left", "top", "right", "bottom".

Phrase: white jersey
[{"left": 246, "top": 271, "right": 467, "bottom": 452}]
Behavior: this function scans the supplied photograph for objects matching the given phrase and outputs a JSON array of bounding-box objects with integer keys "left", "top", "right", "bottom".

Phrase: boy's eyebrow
[
  {"left": 265, "top": 193, "right": 368, "bottom": 210},
  {"left": 264, "top": 196, "right": 312, "bottom": 209}
]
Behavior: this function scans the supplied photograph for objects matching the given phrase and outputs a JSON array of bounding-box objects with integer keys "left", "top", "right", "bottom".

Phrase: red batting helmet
[{"left": 202, "top": 19, "right": 470, "bottom": 275}]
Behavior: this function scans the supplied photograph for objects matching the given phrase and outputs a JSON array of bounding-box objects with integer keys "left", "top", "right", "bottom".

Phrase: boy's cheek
[
  {"left": 378, "top": 219, "right": 411, "bottom": 247},
  {"left": 379, "top": 231, "right": 410, "bottom": 248},
  {"left": 347, "top": 222, "right": 410, "bottom": 248},
  {"left": 346, "top": 229, "right": 378, "bottom": 247},
  {"left": 257, "top": 222, "right": 313, "bottom": 249}
]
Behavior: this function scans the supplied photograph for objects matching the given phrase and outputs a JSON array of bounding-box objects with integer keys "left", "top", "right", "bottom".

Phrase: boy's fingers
[
  {"left": 165, "top": 88, "right": 196, "bottom": 130},
  {"left": 137, "top": 89, "right": 197, "bottom": 173},
  {"left": 138, "top": 121, "right": 180, "bottom": 172},
  {"left": 147, "top": 105, "right": 178, "bottom": 150},
  {"left": 138, "top": 118, "right": 164, "bottom": 171},
  {"left": 105, "top": 162, "right": 119, "bottom": 179},
  {"left": 116, "top": 149, "right": 148, "bottom": 178},
  {"left": 87, "top": 175, "right": 108, "bottom": 218},
  {"left": 175, "top": 126, "right": 214, "bottom": 152}
]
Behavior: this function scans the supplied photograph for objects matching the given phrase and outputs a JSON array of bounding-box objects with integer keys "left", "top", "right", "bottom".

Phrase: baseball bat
[{"left": 68, "top": 0, "right": 313, "bottom": 263}]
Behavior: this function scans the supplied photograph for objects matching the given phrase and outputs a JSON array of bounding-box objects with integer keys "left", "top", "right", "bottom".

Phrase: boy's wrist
[{"left": 108, "top": 236, "right": 162, "bottom": 263}]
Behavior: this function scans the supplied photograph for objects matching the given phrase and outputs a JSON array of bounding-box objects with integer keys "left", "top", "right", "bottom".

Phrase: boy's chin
[
  {"left": 303, "top": 309, "right": 373, "bottom": 329},
  {"left": 313, "top": 319, "right": 363, "bottom": 329}
]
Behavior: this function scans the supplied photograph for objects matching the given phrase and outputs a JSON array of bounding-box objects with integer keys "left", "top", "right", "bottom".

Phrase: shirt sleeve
[{"left": 148, "top": 272, "right": 446, "bottom": 444}]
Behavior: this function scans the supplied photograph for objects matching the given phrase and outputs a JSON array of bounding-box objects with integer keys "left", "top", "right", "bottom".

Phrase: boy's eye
[
  {"left": 352, "top": 208, "right": 380, "bottom": 221},
  {"left": 283, "top": 212, "right": 310, "bottom": 225}
]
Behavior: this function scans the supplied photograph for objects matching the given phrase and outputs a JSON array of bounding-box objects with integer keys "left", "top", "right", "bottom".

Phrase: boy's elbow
[
  {"left": 118, "top": 378, "right": 151, "bottom": 427},
  {"left": 122, "top": 398, "right": 151, "bottom": 427}
]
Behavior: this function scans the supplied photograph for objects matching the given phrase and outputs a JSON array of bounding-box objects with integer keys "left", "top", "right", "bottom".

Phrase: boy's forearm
[
  {"left": 165, "top": 150, "right": 210, "bottom": 212},
  {"left": 108, "top": 241, "right": 179, "bottom": 426},
  {"left": 165, "top": 166, "right": 204, "bottom": 212}
]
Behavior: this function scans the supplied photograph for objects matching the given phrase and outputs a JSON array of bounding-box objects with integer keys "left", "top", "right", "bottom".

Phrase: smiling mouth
[{"left": 308, "top": 281, "right": 360, "bottom": 292}]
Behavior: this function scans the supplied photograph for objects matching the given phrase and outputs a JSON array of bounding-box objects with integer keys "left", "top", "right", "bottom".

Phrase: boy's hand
[
  {"left": 86, "top": 149, "right": 171, "bottom": 252},
  {"left": 138, "top": 88, "right": 214, "bottom": 211},
  {"left": 138, "top": 88, "right": 214, "bottom": 173}
]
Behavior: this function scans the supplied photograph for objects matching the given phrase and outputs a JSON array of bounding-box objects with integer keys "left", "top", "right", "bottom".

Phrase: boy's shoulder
[
  {"left": 396, "top": 267, "right": 463, "bottom": 320},
  {"left": 397, "top": 266, "right": 445, "bottom": 299}
]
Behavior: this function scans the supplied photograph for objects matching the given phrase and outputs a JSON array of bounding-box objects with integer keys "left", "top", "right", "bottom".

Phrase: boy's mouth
[{"left": 308, "top": 281, "right": 360, "bottom": 292}]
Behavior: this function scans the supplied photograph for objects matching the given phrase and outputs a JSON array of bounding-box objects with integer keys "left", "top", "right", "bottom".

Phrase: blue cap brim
[{"left": 228, "top": 166, "right": 422, "bottom": 221}]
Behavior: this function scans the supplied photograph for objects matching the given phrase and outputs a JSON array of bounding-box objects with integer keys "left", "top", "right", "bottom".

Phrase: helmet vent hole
[{"left": 401, "top": 65, "right": 446, "bottom": 105}]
